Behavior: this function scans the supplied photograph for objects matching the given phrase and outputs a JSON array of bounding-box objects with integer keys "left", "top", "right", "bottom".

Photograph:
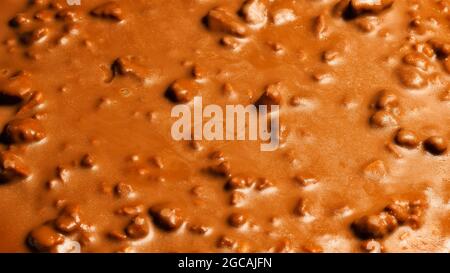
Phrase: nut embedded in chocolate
[
  {"left": 54, "top": 204, "right": 81, "bottom": 234},
  {"left": 149, "top": 205, "right": 184, "bottom": 231},
  {"left": 0, "top": 151, "right": 30, "bottom": 183},
  {"left": 27, "top": 224, "right": 65, "bottom": 252},
  {"left": 423, "top": 136, "right": 447, "bottom": 155},
  {"left": 363, "top": 160, "right": 387, "bottom": 182},
  {"left": 226, "top": 175, "right": 254, "bottom": 190},
  {"left": 111, "top": 56, "right": 148, "bottom": 80},
  {"left": 208, "top": 161, "right": 231, "bottom": 178},
  {"left": 206, "top": 7, "right": 249, "bottom": 37},
  {"left": 370, "top": 110, "right": 398, "bottom": 128},
  {"left": 2, "top": 118, "right": 46, "bottom": 144},
  {"left": 255, "top": 83, "right": 283, "bottom": 111},
  {"left": 80, "top": 154, "right": 95, "bottom": 169},
  {"left": 125, "top": 215, "right": 150, "bottom": 239},
  {"left": 402, "top": 52, "right": 429, "bottom": 71},
  {"left": 91, "top": 1, "right": 124, "bottom": 21},
  {"left": 428, "top": 39, "right": 450, "bottom": 59},
  {"left": 351, "top": 212, "right": 398, "bottom": 239},
  {"left": 335, "top": 0, "right": 395, "bottom": 20},
  {"left": 165, "top": 79, "right": 199, "bottom": 103},
  {"left": 9, "top": 13, "right": 31, "bottom": 28},
  {"left": 293, "top": 198, "right": 308, "bottom": 217},
  {"left": 228, "top": 212, "right": 247, "bottom": 228},
  {"left": 374, "top": 90, "right": 398, "bottom": 111},
  {"left": 397, "top": 66, "right": 428, "bottom": 89},
  {"left": 351, "top": 0, "right": 395, "bottom": 14},
  {"left": 55, "top": 215, "right": 80, "bottom": 234},
  {"left": 239, "top": 0, "right": 268, "bottom": 26},
  {"left": 0, "top": 71, "right": 33, "bottom": 102},
  {"left": 19, "top": 27, "right": 49, "bottom": 45},
  {"left": 394, "top": 129, "right": 419, "bottom": 149},
  {"left": 0, "top": 0, "right": 448, "bottom": 253},
  {"left": 293, "top": 173, "right": 318, "bottom": 187}
]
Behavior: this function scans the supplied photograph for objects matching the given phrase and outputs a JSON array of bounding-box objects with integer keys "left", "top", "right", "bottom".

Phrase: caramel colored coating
[{"left": 0, "top": 0, "right": 448, "bottom": 253}]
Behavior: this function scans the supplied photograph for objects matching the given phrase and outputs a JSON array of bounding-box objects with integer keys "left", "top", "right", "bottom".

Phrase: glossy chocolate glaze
[{"left": 0, "top": 0, "right": 449, "bottom": 253}]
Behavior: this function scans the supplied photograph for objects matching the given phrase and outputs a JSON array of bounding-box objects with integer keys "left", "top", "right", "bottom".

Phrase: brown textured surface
[{"left": 0, "top": 0, "right": 449, "bottom": 253}]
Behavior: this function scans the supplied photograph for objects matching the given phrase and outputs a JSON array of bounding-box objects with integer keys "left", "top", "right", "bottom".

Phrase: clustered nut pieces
[
  {"left": 0, "top": 69, "right": 45, "bottom": 184},
  {"left": 28, "top": 204, "right": 91, "bottom": 253},
  {"left": 0, "top": 0, "right": 448, "bottom": 253},
  {"left": 352, "top": 199, "right": 427, "bottom": 240}
]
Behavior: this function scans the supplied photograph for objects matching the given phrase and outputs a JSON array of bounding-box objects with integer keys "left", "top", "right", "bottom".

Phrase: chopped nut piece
[
  {"left": 149, "top": 205, "right": 184, "bottom": 231},
  {"left": 206, "top": 7, "right": 249, "bottom": 37},
  {"left": 0, "top": 151, "right": 30, "bottom": 182},
  {"left": 91, "top": 2, "right": 124, "bottom": 21}
]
